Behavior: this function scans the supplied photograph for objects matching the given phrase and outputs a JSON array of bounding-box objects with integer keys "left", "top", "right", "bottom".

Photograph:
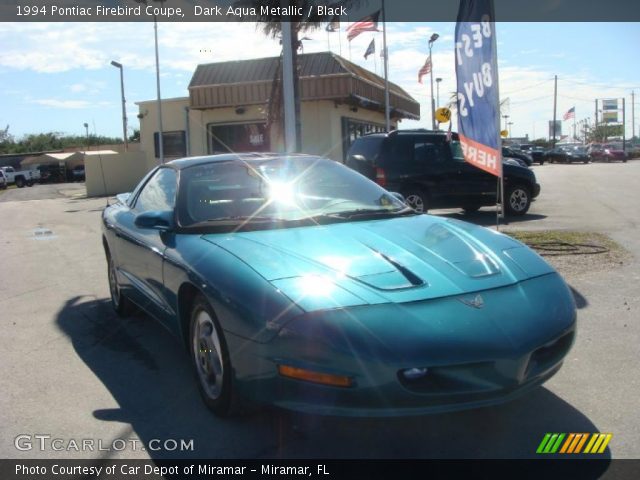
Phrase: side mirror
[
  {"left": 134, "top": 210, "right": 174, "bottom": 231},
  {"left": 116, "top": 192, "right": 131, "bottom": 205}
]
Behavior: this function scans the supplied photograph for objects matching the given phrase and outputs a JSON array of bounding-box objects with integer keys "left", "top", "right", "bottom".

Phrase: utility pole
[
  {"left": 622, "top": 97, "right": 626, "bottom": 154},
  {"left": 594, "top": 99, "right": 598, "bottom": 142},
  {"left": 281, "top": 16, "right": 297, "bottom": 153},
  {"left": 552, "top": 75, "right": 557, "bottom": 147},
  {"left": 632, "top": 90, "right": 635, "bottom": 140}
]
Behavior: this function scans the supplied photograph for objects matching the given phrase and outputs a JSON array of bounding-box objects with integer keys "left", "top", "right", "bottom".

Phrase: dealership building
[{"left": 136, "top": 51, "right": 420, "bottom": 163}]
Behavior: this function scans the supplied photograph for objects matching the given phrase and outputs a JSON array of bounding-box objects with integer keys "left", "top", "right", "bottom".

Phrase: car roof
[
  {"left": 356, "top": 129, "right": 457, "bottom": 140},
  {"left": 165, "top": 152, "right": 318, "bottom": 170}
]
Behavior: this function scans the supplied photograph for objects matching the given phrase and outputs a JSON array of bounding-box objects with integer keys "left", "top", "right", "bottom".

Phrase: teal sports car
[{"left": 102, "top": 154, "right": 576, "bottom": 417}]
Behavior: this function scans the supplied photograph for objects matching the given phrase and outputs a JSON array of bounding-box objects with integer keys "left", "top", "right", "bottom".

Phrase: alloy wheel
[{"left": 192, "top": 310, "right": 225, "bottom": 401}]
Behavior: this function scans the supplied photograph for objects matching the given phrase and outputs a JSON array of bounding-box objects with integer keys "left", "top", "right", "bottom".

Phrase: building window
[
  {"left": 207, "top": 122, "right": 269, "bottom": 154},
  {"left": 341, "top": 117, "right": 386, "bottom": 161},
  {"left": 154, "top": 131, "right": 187, "bottom": 159}
]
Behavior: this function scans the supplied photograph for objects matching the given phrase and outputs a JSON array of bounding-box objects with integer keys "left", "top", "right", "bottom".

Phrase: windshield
[{"left": 178, "top": 156, "right": 410, "bottom": 229}]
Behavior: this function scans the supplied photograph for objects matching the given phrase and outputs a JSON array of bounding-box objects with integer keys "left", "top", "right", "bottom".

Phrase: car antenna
[{"left": 92, "top": 120, "right": 109, "bottom": 207}]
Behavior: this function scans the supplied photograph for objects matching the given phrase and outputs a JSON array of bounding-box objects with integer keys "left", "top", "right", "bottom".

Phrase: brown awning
[{"left": 188, "top": 52, "right": 419, "bottom": 120}]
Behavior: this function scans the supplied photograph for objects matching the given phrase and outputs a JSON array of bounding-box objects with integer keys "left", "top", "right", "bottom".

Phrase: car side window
[
  {"left": 414, "top": 141, "right": 444, "bottom": 164},
  {"left": 134, "top": 168, "right": 177, "bottom": 212}
]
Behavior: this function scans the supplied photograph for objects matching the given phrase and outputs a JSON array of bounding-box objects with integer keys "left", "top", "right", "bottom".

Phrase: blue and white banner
[{"left": 455, "top": 0, "right": 502, "bottom": 177}]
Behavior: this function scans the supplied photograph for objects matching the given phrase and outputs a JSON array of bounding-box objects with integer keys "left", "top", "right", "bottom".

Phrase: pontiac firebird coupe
[{"left": 102, "top": 154, "right": 576, "bottom": 417}]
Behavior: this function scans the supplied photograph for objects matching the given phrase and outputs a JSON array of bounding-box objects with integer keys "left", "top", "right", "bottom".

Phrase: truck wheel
[
  {"left": 15, "top": 177, "right": 25, "bottom": 188},
  {"left": 26, "top": 180, "right": 34, "bottom": 187},
  {"left": 403, "top": 187, "right": 429, "bottom": 214},
  {"left": 505, "top": 184, "right": 531, "bottom": 216}
]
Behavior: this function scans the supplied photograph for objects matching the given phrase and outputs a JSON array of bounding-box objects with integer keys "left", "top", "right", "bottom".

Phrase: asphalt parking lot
[{"left": 0, "top": 162, "right": 638, "bottom": 461}]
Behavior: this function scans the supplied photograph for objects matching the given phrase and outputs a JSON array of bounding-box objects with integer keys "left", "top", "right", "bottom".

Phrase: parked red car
[{"left": 598, "top": 144, "right": 627, "bottom": 162}]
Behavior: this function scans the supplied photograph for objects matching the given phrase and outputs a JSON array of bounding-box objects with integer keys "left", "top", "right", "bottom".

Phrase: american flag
[
  {"left": 364, "top": 39, "right": 375, "bottom": 59},
  {"left": 418, "top": 56, "right": 432, "bottom": 84},
  {"left": 345, "top": 11, "right": 380, "bottom": 41},
  {"left": 563, "top": 106, "right": 575, "bottom": 121}
]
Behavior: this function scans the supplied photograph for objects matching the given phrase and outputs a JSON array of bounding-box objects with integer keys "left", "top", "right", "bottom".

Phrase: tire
[
  {"left": 505, "top": 184, "right": 531, "bottom": 216},
  {"left": 26, "top": 180, "right": 34, "bottom": 187},
  {"left": 462, "top": 205, "right": 481, "bottom": 214},
  {"left": 190, "top": 294, "right": 238, "bottom": 417},
  {"left": 403, "top": 187, "right": 429, "bottom": 214},
  {"left": 107, "top": 253, "right": 135, "bottom": 317},
  {"left": 15, "top": 177, "right": 25, "bottom": 188}
]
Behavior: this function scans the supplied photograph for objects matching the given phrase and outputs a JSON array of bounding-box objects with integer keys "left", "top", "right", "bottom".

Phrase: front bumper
[
  {"left": 227, "top": 273, "right": 576, "bottom": 417},
  {"left": 532, "top": 183, "right": 541, "bottom": 198}
]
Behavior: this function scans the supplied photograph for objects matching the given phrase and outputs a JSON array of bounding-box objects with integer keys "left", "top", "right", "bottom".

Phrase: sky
[{"left": 0, "top": 21, "right": 639, "bottom": 142}]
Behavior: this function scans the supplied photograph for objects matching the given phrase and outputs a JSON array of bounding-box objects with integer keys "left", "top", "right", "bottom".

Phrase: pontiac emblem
[{"left": 459, "top": 294, "right": 484, "bottom": 309}]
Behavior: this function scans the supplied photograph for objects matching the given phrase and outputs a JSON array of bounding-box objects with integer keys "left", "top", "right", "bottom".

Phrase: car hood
[{"left": 202, "top": 215, "right": 555, "bottom": 309}]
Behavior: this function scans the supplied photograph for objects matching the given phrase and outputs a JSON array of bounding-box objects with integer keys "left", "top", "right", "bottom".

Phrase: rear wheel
[
  {"left": 15, "top": 177, "right": 25, "bottom": 188},
  {"left": 403, "top": 187, "right": 429, "bottom": 213},
  {"left": 505, "top": 184, "right": 531, "bottom": 216},
  {"left": 190, "top": 295, "right": 239, "bottom": 417}
]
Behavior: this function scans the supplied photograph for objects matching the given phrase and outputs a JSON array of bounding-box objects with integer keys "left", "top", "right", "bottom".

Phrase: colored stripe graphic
[{"left": 537, "top": 433, "right": 612, "bottom": 454}]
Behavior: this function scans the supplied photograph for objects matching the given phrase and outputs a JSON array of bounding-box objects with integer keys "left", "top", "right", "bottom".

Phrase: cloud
[
  {"left": 70, "top": 83, "right": 86, "bottom": 93},
  {"left": 30, "top": 99, "right": 110, "bottom": 109}
]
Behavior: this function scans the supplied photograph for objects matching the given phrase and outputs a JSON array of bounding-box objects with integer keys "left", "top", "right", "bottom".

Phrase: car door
[
  {"left": 449, "top": 140, "right": 496, "bottom": 206},
  {"left": 115, "top": 167, "right": 177, "bottom": 324}
]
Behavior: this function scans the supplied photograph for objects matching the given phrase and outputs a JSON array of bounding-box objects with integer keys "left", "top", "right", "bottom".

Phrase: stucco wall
[
  {"left": 137, "top": 98, "right": 398, "bottom": 163},
  {"left": 85, "top": 152, "right": 153, "bottom": 197}
]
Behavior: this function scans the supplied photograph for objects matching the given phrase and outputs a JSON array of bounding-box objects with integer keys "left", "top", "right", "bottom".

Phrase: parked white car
[
  {"left": 0, "top": 169, "right": 7, "bottom": 189},
  {"left": 0, "top": 166, "right": 40, "bottom": 188}
]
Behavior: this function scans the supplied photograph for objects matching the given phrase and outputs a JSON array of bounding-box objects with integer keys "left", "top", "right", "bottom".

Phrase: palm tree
[{"left": 234, "top": 0, "right": 366, "bottom": 151}]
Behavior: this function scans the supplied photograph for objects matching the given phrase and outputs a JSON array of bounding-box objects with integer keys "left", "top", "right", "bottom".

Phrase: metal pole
[
  {"left": 435, "top": 78, "right": 442, "bottom": 109},
  {"left": 281, "top": 17, "right": 297, "bottom": 153},
  {"left": 429, "top": 44, "right": 435, "bottom": 130},
  {"left": 632, "top": 90, "right": 635, "bottom": 140},
  {"left": 552, "top": 75, "right": 557, "bottom": 147},
  {"left": 594, "top": 99, "right": 598, "bottom": 142},
  {"left": 381, "top": 0, "right": 391, "bottom": 132},
  {"left": 119, "top": 66, "right": 128, "bottom": 151},
  {"left": 622, "top": 97, "right": 626, "bottom": 154},
  {"left": 154, "top": 17, "right": 164, "bottom": 164}
]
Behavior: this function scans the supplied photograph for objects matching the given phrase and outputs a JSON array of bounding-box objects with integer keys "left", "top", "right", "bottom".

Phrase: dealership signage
[{"left": 454, "top": 0, "right": 502, "bottom": 178}]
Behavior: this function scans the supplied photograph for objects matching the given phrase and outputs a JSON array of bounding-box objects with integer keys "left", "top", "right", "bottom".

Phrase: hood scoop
[{"left": 354, "top": 246, "right": 426, "bottom": 291}]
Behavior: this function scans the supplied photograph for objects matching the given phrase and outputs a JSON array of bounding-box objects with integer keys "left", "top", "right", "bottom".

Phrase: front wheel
[
  {"left": 403, "top": 187, "right": 429, "bottom": 213},
  {"left": 190, "top": 295, "right": 238, "bottom": 417},
  {"left": 107, "top": 254, "right": 134, "bottom": 316},
  {"left": 15, "top": 177, "right": 25, "bottom": 188},
  {"left": 505, "top": 184, "right": 531, "bottom": 216}
]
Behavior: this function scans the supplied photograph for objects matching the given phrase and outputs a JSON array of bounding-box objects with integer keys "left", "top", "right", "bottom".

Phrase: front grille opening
[
  {"left": 397, "top": 361, "right": 496, "bottom": 394},
  {"left": 527, "top": 331, "right": 575, "bottom": 377}
]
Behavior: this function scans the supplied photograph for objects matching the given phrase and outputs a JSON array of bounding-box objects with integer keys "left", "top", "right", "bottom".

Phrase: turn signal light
[{"left": 278, "top": 365, "right": 354, "bottom": 388}]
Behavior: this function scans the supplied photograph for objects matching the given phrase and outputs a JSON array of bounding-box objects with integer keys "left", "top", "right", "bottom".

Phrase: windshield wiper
[{"left": 320, "top": 207, "right": 415, "bottom": 220}]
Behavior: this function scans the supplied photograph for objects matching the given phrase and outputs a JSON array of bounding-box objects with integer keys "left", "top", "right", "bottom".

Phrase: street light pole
[
  {"left": 83, "top": 122, "right": 89, "bottom": 151},
  {"left": 435, "top": 77, "right": 442, "bottom": 109},
  {"left": 507, "top": 121, "right": 513, "bottom": 138},
  {"left": 428, "top": 33, "right": 439, "bottom": 130},
  {"left": 110, "top": 61, "right": 128, "bottom": 152}
]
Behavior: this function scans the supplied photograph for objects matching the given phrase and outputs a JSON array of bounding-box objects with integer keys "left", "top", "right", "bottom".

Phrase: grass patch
[{"left": 504, "top": 230, "right": 631, "bottom": 278}]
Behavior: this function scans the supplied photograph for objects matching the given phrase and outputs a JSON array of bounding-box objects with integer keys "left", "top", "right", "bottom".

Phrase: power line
[
  {"left": 557, "top": 78, "right": 640, "bottom": 91},
  {"left": 501, "top": 78, "right": 553, "bottom": 96}
]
